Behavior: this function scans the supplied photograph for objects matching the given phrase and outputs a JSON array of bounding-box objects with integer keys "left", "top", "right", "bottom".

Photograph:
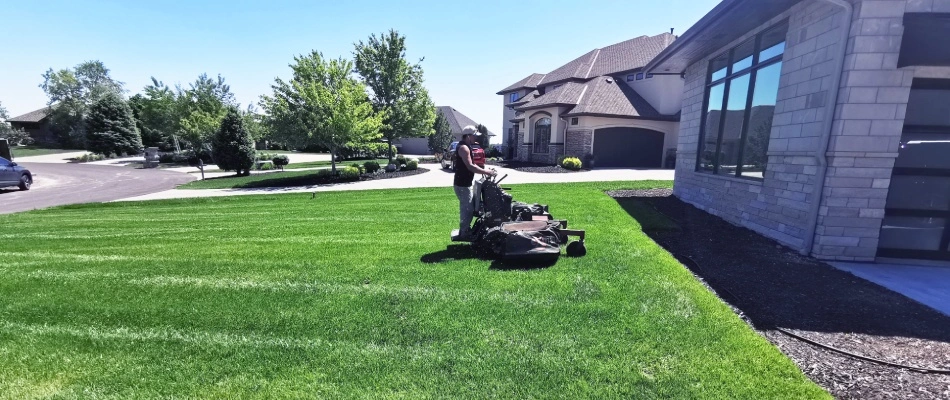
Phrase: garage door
[{"left": 592, "top": 128, "right": 664, "bottom": 168}]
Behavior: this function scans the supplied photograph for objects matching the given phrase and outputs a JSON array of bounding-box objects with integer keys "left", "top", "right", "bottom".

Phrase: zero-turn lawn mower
[{"left": 452, "top": 173, "right": 587, "bottom": 262}]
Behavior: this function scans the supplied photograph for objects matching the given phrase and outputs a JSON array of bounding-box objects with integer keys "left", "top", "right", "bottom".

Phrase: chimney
[{"left": 670, "top": 28, "right": 675, "bottom": 35}]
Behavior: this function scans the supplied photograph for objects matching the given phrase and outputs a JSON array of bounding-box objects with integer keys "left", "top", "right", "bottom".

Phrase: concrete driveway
[
  {"left": 0, "top": 161, "right": 195, "bottom": 214},
  {"left": 119, "top": 165, "right": 674, "bottom": 202}
]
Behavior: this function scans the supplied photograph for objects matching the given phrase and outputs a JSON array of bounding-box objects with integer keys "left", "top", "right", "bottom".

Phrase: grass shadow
[
  {"left": 420, "top": 244, "right": 480, "bottom": 264},
  {"left": 614, "top": 195, "right": 950, "bottom": 343}
]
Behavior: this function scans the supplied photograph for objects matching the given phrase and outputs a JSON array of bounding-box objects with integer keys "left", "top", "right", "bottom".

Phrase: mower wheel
[{"left": 566, "top": 241, "right": 587, "bottom": 257}]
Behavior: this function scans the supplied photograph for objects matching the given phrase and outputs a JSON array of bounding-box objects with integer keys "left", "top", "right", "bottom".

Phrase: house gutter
[{"left": 801, "top": 0, "right": 854, "bottom": 256}]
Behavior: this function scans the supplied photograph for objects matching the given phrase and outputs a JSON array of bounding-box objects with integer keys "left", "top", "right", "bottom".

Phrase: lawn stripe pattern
[{"left": 0, "top": 182, "right": 829, "bottom": 399}]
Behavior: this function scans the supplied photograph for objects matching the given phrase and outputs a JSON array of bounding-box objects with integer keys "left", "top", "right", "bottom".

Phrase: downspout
[{"left": 801, "top": 0, "right": 854, "bottom": 256}]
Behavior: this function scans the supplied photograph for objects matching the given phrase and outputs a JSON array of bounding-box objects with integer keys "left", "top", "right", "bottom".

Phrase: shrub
[
  {"left": 561, "top": 157, "right": 582, "bottom": 171},
  {"left": 272, "top": 154, "right": 290, "bottom": 168},
  {"left": 158, "top": 153, "right": 176, "bottom": 163},
  {"left": 416, "top": 156, "right": 437, "bottom": 164},
  {"left": 395, "top": 155, "right": 408, "bottom": 167},
  {"left": 350, "top": 163, "right": 365, "bottom": 174},
  {"left": 76, "top": 153, "right": 105, "bottom": 163},
  {"left": 316, "top": 169, "right": 333, "bottom": 178},
  {"left": 258, "top": 162, "right": 273, "bottom": 171},
  {"left": 339, "top": 166, "right": 361, "bottom": 181},
  {"left": 405, "top": 160, "right": 418, "bottom": 171},
  {"left": 487, "top": 145, "right": 503, "bottom": 158},
  {"left": 364, "top": 161, "right": 381, "bottom": 173}
]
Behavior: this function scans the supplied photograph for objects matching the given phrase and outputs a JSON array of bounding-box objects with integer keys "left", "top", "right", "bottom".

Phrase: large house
[
  {"left": 647, "top": 0, "right": 950, "bottom": 263},
  {"left": 395, "top": 106, "right": 494, "bottom": 155},
  {"left": 497, "top": 33, "right": 683, "bottom": 168}
]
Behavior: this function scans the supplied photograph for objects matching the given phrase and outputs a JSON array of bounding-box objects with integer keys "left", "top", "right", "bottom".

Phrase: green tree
[
  {"left": 428, "top": 108, "right": 452, "bottom": 156},
  {"left": 39, "top": 61, "right": 124, "bottom": 148},
  {"left": 261, "top": 51, "right": 383, "bottom": 173},
  {"left": 212, "top": 107, "right": 256, "bottom": 176},
  {"left": 0, "top": 102, "right": 34, "bottom": 146},
  {"left": 475, "top": 123, "right": 490, "bottom": 149},
  {"left": 176, "top": 74, "right": 235, "bottom": 156},
  {"left": 85, "top": 92, "right": 143, "bottom": 156},
  {"left": 354, "top": 29, "right": 436, "bottom": 164},
  {"left": 129, "top": 78, "right": 180, "bottom": 149}
]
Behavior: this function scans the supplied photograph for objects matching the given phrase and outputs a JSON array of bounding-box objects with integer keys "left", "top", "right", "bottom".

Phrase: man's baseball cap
[{"left": 461, "top": 125, "right": 478, "bottom": 138}]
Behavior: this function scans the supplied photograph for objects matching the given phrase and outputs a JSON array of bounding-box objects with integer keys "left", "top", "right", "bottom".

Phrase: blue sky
[{"left": 0, "top": 0, "right": 720, "bottom": 139}]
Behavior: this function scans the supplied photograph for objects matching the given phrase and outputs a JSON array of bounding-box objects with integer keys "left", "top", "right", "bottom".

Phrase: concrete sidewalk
[
  {"left": 831, "top": 262, "right": 950, "bottom": 317},
  {"left": 117, "top": 166, "right": 675, "bottom": 202}
]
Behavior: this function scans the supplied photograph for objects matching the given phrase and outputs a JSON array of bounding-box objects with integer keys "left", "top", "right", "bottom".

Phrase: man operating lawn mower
[{"left": 452, "top": 126, "right": 496, "bottom": 242}]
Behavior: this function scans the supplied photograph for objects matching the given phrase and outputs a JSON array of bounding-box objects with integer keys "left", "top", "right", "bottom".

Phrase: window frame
[
  {"left": 534, "top": 118, "right": 552, "bottom": 153},
  {"left": 570, "top": 117, "right": 579, "bottom": 125},
  {"left": 696, "top": 22, "right": 788, "bottom": 180},
  {"left": 636, "top": 73, "right": 645, "bottom": 80},
  {"left": 509, "top": 92, "right": 519, "bottom": 103}
]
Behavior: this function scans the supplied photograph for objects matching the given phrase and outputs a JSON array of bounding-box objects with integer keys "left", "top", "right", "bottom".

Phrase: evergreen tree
[
  {"left": 428, "top": 108, "right": 453, "bottom": 155},
  {"left": 212, "top": 107, "right": 256, "bottom": 176},
  {"left": 85, "top": 92, "right": 143, "bottom": 156}
]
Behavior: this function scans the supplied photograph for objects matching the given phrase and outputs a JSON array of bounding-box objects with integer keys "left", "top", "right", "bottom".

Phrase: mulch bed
[
  {"left": 611, "top": 190, "right": 950, "bottom": 400},
  {"left": 237, "top": 168, "right": 429, "bottom": 188},
  {"left": 487, "top": 160, "right": 588, "bottom": 174}
]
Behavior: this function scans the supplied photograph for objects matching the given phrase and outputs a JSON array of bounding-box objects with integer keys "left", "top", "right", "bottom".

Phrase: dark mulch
[
  {"left": 486, "top": 160, "right": 588, "bottom": 174},
  {"left": 612, "top": 190, "right": 950, "bottom": 400},
  {"left": 237, "top": 168, "right": 429, "bottom": 189}
]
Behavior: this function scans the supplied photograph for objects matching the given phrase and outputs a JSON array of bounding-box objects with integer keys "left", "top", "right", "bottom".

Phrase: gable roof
[
  {"left": 514, "top": 82, "right": 588, "bottom": 111},
  {"left": 538, "top": 33, "right": 677, "bottom": 86},
  {"left": 437, "top": 106, "right": 495, "bottom": 136},
  {"left": 496, "top": 73, "right": 547, "bottom": 95},
  {"left": 563, "top": 76, "right": 675, "bottom": 121},
  {"left": 7, "top": 106, "right": 51, "bottom": 123}
]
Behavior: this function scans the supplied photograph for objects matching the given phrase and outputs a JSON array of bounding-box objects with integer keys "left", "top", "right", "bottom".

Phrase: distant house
[
  {"left": 497, "top": 33, "right": 683, "bottom": 168},
  {"left": 394, "top": 106, "right": 494, "bottom": 155},
  {"left": 7, "top": 106, "right": 56, "bottom": 147}
]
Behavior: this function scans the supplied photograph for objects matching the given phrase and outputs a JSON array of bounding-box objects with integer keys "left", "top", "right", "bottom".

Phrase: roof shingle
[
  {"left": 563, "top": 76, "right": 676, "bottom": 121},
  {"left": 7, "top": 106, "right": 51, "bottom": 123},
  {"left": 537, "top": 32, "right": 677, "bottom": 86},
  {"left": 496, "top": 73, "right": 547, "bottom": 94}
]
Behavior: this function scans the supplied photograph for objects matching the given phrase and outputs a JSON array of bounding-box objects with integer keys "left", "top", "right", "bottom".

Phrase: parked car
[
  {"left": 440, "top": 142, "right": 485, "bottom": 170},
  {"left": 0, "top": 157, "right": 32, "bottom": 190}
]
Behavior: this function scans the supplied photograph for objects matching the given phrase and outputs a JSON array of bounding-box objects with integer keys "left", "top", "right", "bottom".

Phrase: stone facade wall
[
  {"left": 811, "top": 0, "right": 916, "bottom": 261},
  {"left": 565, "top": 129, "right": 593, "bottom": 161},
  {"left": 674, "top": 0, "right": 950, "bottom": 261},
  {"left": 674, "top": 0, "right": 844, "bottom": 251}
]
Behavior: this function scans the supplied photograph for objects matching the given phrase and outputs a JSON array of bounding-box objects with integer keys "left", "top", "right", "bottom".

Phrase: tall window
[
  {"left": 534, "top": 118, "right": 551, "bottom": 153},
  {"left": 698, "top": 24, "right": 786, "bottom": 179},
  {"left": 509, "top": 92, "right": 519, "bottom": 103}
]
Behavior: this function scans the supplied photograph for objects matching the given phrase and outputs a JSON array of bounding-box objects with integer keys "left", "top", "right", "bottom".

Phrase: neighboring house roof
[
  {"left": 497, "top": 73, "right": 547, "bottom": 95},
  {"left": 538, "top": 32, "right": 677, "bottom": 86},
  {"left": 437, "top": 106, "right": 495, "bottom": 136},
  {"left": 7, "top": 106, "right": 51, "bottom": 123},
  {"left": 563, "top": 76, "right": 673, "bottom": 120},
  {"left": 646, "top": 0, "right": 799, "bottom": 74}
]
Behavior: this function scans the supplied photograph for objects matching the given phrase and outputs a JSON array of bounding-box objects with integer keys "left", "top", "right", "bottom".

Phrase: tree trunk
[
  {"left": 330, "top": 147, "right": 337, "bottom": 174},
  {"left": 387, "top": 138, "right": 394, "bottom": 164}
]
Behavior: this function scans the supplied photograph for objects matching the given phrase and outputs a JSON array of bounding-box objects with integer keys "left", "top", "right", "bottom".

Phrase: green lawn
[
  {"left": 0, "top": 182, "right": 828, "bottom": 399},
  {"left": 10, "top": 146, "right": 80, "bottom": 158},
  {"left": 284, "top": 158, "right": 389, "bottom": 170}
]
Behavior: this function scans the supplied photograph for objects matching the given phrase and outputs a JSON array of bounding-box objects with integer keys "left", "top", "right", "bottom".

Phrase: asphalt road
[{"left": 0, "top": 163, "right": 196, "bottom": 214}]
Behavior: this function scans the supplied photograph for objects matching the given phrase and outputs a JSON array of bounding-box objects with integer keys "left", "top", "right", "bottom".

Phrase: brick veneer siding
[
  {"left": 674, "top": 1, "right": 844, "bottom": 251},
  {"left": 565, "top": 129, "right": 593, "bottom": 160}
]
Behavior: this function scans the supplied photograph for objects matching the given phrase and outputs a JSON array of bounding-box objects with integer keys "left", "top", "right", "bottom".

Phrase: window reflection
[
  {"left": 741, "top": 62, "right": 782, "bottom": 178},
  {"left": 700, "top": 84, "right": 725, "bottom": 171},
  {"left": 718, "top": 74, "right": 751, "bottom": 175}
]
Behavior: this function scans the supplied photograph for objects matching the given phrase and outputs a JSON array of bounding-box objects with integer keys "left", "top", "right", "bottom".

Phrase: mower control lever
[{"left": 495, "top": 174, "right": 508, "bottom": 185}]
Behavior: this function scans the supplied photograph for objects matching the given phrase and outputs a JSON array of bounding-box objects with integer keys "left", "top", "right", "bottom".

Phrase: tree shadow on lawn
[
  {"left": 420, "top": 244, "right": 557, "bottom": 271},
  {"left": 615, "top": 195, "right": 950, "bottom": 343}
]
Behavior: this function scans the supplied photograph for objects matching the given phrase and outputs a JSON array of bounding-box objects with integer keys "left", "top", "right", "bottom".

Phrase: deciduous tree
[{"left": 39, "top": 60, "right": 124, "bottom": 148}]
